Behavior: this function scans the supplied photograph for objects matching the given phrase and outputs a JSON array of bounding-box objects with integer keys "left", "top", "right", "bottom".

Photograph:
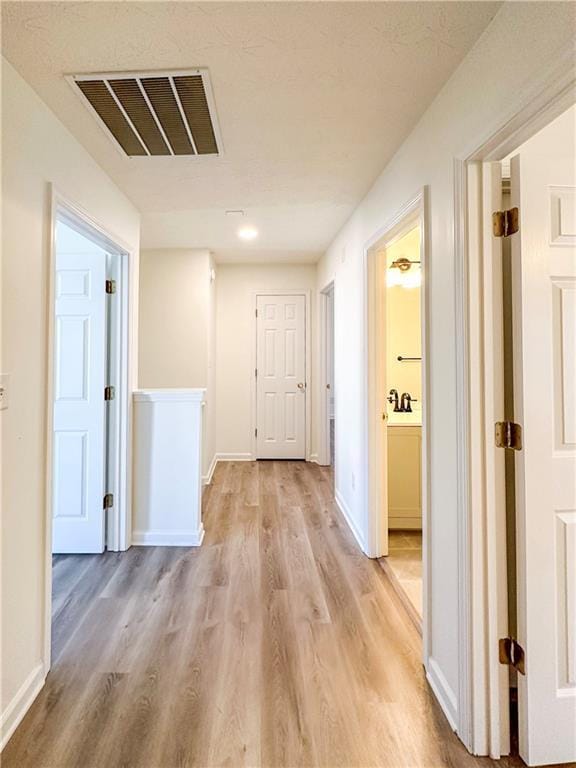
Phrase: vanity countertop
[{"left": 387, "top": 409, "right": 422, "bottom": 427}]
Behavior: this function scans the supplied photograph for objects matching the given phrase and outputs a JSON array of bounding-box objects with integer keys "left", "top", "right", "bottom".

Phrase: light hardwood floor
[
  {"left": 379, "top": 530, "right": 423, "bottom": 633},
  {"left": 4, "top": 461, "right": 522, "bottom": 768}
]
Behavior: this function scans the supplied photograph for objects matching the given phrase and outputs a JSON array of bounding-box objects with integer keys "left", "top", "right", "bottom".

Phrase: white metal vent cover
[{"left": 68, "top": 69, "right": 223, "bottom": 157}]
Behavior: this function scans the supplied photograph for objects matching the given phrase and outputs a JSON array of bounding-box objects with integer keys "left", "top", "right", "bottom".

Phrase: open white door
[
  {"left": 510, "top": 108, "right": 576, "bottom": 766},
  {"left": 52, "top": 221, "right": 107, "bottom": 554},
  {"left": 256, "top": 294, "right": 306, "bottom": 459}
]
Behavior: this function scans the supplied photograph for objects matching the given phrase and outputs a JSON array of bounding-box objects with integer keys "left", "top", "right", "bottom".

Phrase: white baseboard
[
  {"left": 309, "top": 452, "right": 319, "bottom": 463},
  {"left": 202, "top": 454, "right": 217, "bottom": 486},
  {"left": 214, "top": 452, "right": 253, "bottom": 462},
  {"left": 132, "top": 526, "right": 205, "bottom": 547},
  {"left": 334, "top": 488, "right": 366, "bottom": 553},
  {"left": 426, "top": 657, "right": 458, "bottom": 731},
  {"left": 1, "top": 663, "right": 45, "bottom": 750}
]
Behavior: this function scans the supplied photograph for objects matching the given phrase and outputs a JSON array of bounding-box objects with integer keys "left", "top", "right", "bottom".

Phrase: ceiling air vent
[{"left": 69, "top": 70, "right": 222, "bottom": 157}]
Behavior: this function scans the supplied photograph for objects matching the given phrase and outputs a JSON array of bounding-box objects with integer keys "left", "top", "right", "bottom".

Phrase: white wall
[
  {"left": 139, "top": 249, "right": 211, "bottom": 388},
  {"left": 316, "top": 2, "right": 575, "bottom": 737},
  {"left": 215, "top": 263, "right": 317, "bottom": 458},
  {"left": 138, "top": 248, "right": 216, "bottom": 480},
  {"left": 0, "top": 59, "right": 140, "bottom": 745}
]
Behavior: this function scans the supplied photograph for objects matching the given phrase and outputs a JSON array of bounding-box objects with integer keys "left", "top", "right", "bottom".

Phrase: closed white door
[
  {"left": 52, "top": 221, "right": 107, "bottom": 553},
  {"left": 256, "top": 294, "right": 306, "bottom": 459},
  {"left": 510, "top": 108, "right": 576, "bottom": 766}
]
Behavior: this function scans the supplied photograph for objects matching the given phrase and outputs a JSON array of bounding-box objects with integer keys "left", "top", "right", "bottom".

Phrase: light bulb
[{"left": 238, "top": 226, "right": 258, "bottom": 241}]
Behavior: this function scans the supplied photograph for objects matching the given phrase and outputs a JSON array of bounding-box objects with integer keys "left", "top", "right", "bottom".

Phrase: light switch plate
[{"left": 0, "top": 374, "right": 10, "bottom": 410}]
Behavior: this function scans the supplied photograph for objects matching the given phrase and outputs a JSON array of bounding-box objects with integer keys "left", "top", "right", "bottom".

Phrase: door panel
[
  {"left": 256, "top": 294, "right": 306, "bottom": 459},
  {"left": 510, "top": 108, "right": 576, "bottom": 766},
  {"left": 52, "top": 221, "right": 107, "bottom": 553}
]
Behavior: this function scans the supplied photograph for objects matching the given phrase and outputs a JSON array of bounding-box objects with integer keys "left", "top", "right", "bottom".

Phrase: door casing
[
  {"left": 456, "top": 52, "right": 575, "bottom": 757},
  {"left": 250, "top": 290, "right": 312, "bottom": 461},
  {"left": 44, "top": 187, "right": 134, "bottom": 673}
]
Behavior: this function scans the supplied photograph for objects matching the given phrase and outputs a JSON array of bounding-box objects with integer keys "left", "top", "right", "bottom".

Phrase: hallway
[{"left": 5, "top": 461, "right": 518, "bottom": 768}]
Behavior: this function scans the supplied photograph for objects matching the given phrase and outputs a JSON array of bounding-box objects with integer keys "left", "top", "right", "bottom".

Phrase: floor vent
[{"left": 70, "top": 70, "right": 222, "bottom": 157}]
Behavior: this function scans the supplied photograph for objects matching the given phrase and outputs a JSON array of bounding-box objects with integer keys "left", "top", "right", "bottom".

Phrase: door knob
[{"left": 297, "top": 382, "right": 305, "bottom": 390}]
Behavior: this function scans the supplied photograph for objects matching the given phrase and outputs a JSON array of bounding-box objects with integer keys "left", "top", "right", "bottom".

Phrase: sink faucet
[
  {"left": 387, "top": 388, "right": 400, "bottom": 412},
  {"left": 400, "top": 392, "right": 413, "bottom": 413}
]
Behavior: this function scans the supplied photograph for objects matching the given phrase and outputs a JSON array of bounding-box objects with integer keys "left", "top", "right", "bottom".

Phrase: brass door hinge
[
  {"left": 499, "top": 637, "right": 526, "bottom": 675},
  {"left": 105, "top": 279, "right": 116, "bottom": 294},
  {"left": 493, "top": 207, "right": 519, "bottom": 238},
  {"left": 104, "top": 385, "right": 115, "bottom": 401},
  {"left": 103, "top": 493, "right": 114, "bottom": 509},
  {"left": 495, "top": 421, "right": 522, "bottom": 450}
]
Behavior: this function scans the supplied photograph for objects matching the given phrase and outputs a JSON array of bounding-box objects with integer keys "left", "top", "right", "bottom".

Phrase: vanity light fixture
[{"left": 387, "top": 256, "right": 421, "bottom": 288}]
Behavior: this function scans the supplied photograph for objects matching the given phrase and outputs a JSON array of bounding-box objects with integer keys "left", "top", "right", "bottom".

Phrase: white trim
[
  {"left": 334, "top": 489, "right": 366, "bottom": 552},
  {"left": 427, "top": 658, "right": 459, "bottom": 732},
  {"left": 133, "top": 388, "right": 205, "bottom": 403},
  {"left": 202, "top": 454, "right": 218, "bottom": 486},
  {"left": 132, "top": 527, "right": 205, "bottom": 547},
  {"left": 309, "top": 452, "right": 320, "bottom": 464},
  {"left": 453, "top": 158, "right": 474, "bottom": 752},
  {"left": 44, "top": 188, "right": 135, "bottom": 677},
  {"left": 215, "top": 452, "right": 253, "bottom": 462},
  {"left": 1, "top": 663, "right": 45, "bottom": 751},
  {"left": 251, "top": 290, "right": 312, "bottom": 461},
  {"left": 454, "top": 44, "right": 575, "bottom": 758}
]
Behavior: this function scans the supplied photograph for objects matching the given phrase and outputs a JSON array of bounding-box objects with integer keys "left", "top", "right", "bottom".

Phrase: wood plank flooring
[{"left": 4, "top": 461, "right": 522, "bottom": 768}]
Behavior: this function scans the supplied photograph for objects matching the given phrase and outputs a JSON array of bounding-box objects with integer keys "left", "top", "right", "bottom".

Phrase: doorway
[
  {"left": 319, "top": 282, "right": 335, "bottom": 468},
  {"left": 380, "top": 226, "right": 423, "bottom": 625},
  {"left": 52, "top": 216, "right": 116, "bottom": 553},
  {"left": 364, "top": 189, "right": 430, "bottom": 639},
  {"left": 45, "top": 195, "right": 133, "bottom": 664},
  {"left": 467, "top": 104, "right": 576, "bottom": 767}
]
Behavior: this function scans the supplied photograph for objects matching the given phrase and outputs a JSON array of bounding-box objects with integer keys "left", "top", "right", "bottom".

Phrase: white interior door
[
  {"left": 256, "top": 294, "right": 306, "bottom": 459},
  {"left": 510, "top": 108, "right": 576, "bottom": 766},
  {"left": 52, "top": 221, "right": 107, "bottom": 554}
]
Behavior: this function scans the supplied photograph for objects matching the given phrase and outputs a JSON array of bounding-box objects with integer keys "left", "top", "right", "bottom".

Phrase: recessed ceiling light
[{"left": 238, "top": 225, "right": 258, "bottom": 241}]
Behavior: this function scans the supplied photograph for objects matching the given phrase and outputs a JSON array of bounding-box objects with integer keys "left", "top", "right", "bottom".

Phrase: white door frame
[
  {"left": 318, "top": 280, "right": 335, "bottom": 467},
  {"left": 455, "top": 50, "right": 575, "bottom": 757},
  {"left": 250, "top": 289, "right": 312, "bottom": 461},
  {"left": 44, "top": 187, "right": 134, "bottom": 671},
  {"left": 363, "top": 188, "right": 431, "bottom": 650}
]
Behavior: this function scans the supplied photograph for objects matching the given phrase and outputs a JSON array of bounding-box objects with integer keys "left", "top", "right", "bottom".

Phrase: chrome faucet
[
  {"left": 400, "top": 392, "right": 413, "bottom": 413},
  {"left": 387, "top": 388, "right": 400, "bottom": 412}
]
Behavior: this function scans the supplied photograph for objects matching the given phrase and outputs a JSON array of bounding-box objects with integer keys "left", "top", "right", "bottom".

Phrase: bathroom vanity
[{"left": 387, "top": 410, "right": 422, "bottom": 529}]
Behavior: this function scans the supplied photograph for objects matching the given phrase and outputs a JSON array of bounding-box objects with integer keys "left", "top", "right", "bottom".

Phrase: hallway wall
[
  {"left": 215, "top": 263, "right": 317, "bottom": 458},
  {"left": 1, "top": 59, "right": 140, "bottom": 746},
  {"left": 138, "top": 248, "right": 217, "bottom": 481},
  {"left": 139, "top": 249, "right": 212, "bottom": 389},
  {"left": 316, "top": 1, "right": 575, "bottom": 739}
]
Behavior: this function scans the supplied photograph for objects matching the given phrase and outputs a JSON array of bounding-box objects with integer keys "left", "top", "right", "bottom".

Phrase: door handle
[{"left": 297, "top": 382, "right": 305, "bottom": 390}]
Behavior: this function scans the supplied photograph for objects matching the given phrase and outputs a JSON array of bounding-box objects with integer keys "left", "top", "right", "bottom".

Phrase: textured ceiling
[{"left": 1, "top": 1, "right": 500, "bottom": 260}]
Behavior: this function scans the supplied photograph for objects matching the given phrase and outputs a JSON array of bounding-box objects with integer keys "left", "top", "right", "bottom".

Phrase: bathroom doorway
[
  {"left": 380, "top": 226, "right": 423, "bottom": 627},
  {"left": 364, "top": 189, "right": 429, "bottom": 637}
]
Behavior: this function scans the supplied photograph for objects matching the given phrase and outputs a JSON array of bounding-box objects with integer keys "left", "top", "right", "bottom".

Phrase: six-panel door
[
  {"left": 256, "top": 294, "right": 306, "bottom": 459},
  {"left": 52, "top": 221, "right": 107, "bottom": 553}
]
